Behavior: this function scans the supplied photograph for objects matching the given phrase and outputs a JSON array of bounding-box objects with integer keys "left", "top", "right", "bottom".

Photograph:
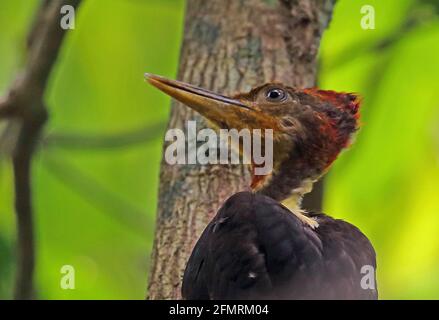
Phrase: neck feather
[
  {"left": 255, "top": 150, "right": 322, "bottom": 203},
  {"left": 253, "top": 123, "right": 347, "bottom": 204}
]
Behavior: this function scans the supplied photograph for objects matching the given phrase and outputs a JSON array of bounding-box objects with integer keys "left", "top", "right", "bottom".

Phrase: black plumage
[
  {"left": 182, "top": 192, "right": 377, "bottom": 300},
  {"left": 144, "top": 74, "right": 377, "bottom": 300}
]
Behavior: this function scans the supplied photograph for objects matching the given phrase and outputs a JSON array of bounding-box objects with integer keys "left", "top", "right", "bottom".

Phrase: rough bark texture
[{"left": 148, "top": 0, "right": 335, "bottom": 299}]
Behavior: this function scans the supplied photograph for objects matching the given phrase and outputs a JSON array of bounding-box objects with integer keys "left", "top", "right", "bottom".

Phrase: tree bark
[{"left": 147, "top": 0, "right": 335, "bottom": 299}]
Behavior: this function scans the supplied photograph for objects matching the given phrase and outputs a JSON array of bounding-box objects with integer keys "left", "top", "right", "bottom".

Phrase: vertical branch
[
  {"left": 0, "top": 99, "right": 15, "bottom": 119},
  {"left": 12, "top": 111, "right": 46, "bottom": 299},
  {"left": 0, "top": 0, "right": 82, "bottom": 300},
  {"left": 148, "top": 0, "right": 335, "bottom": 299}
]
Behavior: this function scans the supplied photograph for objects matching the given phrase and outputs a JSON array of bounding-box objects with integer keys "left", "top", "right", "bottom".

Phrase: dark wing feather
[{"left": 182, "top": 191, "right": 377, "bottom": 300}]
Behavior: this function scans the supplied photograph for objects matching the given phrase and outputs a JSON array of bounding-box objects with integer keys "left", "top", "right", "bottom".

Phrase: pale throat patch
[
  {"left": 251, "top": 165, "right": 320, "bottom": 229},
  {"left": 281, "top": 179, "right": 319, "bottom": 229}
]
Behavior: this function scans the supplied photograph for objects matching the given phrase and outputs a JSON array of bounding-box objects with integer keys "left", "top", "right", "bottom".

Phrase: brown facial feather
[
  {"left": 145, "top": 74, "right": 361, "bottom": 202},
  {"left": 231, "top": 84, "right": 361, "bottom": 201}
]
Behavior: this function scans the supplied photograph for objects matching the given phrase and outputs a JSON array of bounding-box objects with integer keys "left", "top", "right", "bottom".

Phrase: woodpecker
[{"left": 145, "top": 73, "right": 377, "bottom": 300}]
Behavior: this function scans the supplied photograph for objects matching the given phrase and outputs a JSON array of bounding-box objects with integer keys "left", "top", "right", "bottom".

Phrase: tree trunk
[{"left": 147, "top": 0, "right": 335, "bottom": 299}]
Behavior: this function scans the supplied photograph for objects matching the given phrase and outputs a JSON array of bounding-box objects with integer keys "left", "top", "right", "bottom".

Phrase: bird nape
[{"left": 145, "top": 73, "right": 377, "bottom": 300}]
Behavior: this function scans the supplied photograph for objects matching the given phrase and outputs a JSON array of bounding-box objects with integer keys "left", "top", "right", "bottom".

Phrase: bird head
[{"left": 145, "top": 73, "right": 361, "bottom": 202}]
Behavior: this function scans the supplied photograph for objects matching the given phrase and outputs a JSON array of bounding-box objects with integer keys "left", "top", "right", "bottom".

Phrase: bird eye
[{"left": 266, "top": 88, "right": 287, "bottom": 102}]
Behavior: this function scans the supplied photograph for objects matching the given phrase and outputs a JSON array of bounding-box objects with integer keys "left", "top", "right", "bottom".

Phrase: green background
[{"left": 0, "top": 0, "right": 438, "bottom": 299}]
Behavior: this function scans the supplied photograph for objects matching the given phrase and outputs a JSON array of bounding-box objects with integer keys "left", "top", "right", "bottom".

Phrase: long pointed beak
[{"left": 144, "top": 73, "right": 254, "bottom": 128}]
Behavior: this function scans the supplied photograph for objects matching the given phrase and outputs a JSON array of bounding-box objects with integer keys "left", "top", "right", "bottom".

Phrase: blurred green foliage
[
  {"left": 0, "top": 0, "right": 438, "bottom": 299},
  {"left": 321, "top": 0, "right": 439, "bottom": 299}
]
